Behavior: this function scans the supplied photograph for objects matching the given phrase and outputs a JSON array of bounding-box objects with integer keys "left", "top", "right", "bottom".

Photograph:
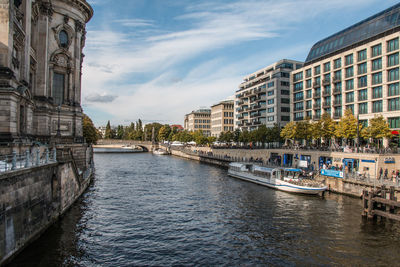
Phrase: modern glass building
[
  {"left": 291, "top": 3, "right": 400, "bottom": 131},
  {"left": 236, "top": 59, "right": 303, "bottom": 131}
]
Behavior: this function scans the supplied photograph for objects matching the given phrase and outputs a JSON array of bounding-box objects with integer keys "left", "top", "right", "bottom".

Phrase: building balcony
[
  {"left": 294, "top": 117, "right": 304, "bottom": 121},
  {"left": 322, "top": 90, "right": 331, "bottom": 97},
  {"left": 333, "top": 100, "right": 342, "bottom": 107},
  {"left": 313, "top": 82, "right": 321, "bottom": 88},
  {"left": 253, "top": 121, "right": 262, "bottom": 125},
  {"left": 333, "top": 76, "right": 342, "bottom": 82},
  {"left": 333, "top": 88, "right": 342, "bottom": 95},
  {"left": 294, "top": 107, "right": 304, "bottom": 112},
  {"left": 322, "top": 102, "right": 331, "bottom": 108},
  {"left": 345, "top": 99, "right": 354, "bottom": 104},
  {"left": 313, "top": 93, "right": 321, "bottom": 99},
  {"left": 322, "top": 78, "right": 330, "bottom": 85},
  {"left": 313, "top": 103, "right": 321, "bottom": 109},
  {"left": 294, "top": 97, "right": 304, "bottom": 102},
  {"left": 250, "top": 113, "right": 260, "bottom": 118}
]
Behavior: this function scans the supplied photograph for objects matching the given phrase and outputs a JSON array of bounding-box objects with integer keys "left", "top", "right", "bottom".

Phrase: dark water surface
[{"left": 9, "top": 153, "right": 400, "bottom": 266}]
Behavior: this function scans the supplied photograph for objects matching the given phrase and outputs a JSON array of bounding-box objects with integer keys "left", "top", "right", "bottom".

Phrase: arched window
[{"left": 59, "top": 30, "right": 69, "bottom": 48}]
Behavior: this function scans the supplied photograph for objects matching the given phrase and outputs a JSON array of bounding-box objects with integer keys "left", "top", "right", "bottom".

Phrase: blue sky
[{"left": 82, "top": 0, "right": 399, "bottom": 127}]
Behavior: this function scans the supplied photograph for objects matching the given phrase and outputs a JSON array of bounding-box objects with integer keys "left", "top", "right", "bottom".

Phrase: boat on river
[
  {"left": 228, "top": 162, "right": 327, "bottom": 195},
  {"left": 153, "top": 148, "right": 169, "bottom": 155}
]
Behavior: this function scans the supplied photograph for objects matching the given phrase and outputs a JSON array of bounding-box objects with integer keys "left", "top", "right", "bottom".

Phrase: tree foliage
[
  {"left": 361, "top": 115, "right": 392, "bottom": 140},
  {"left": 335, "top": 109, "right": 360, "bottom": 141},
  {"left": 82, "top": 114, "right": 99, "bottom": 144}
]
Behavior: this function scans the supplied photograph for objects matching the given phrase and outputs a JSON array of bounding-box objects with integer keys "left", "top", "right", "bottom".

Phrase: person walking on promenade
[
  {"left": 379, "top": 167, "right": 383, "bottom": 180},
  {"left": 384, "top": 168, "right": 388, "bottom": 180}
]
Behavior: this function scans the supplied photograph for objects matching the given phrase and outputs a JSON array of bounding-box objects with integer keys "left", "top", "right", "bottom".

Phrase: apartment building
[
  {"left": 291, "top": 3, "right": 400, "bottom": 131},
  {"left": 235, "top": 59, "right": 303, "bottom": 131},
  {"left": 184, "top": 109, "right": 211, "bottom": 136},
  {"left": 210, "top": 100, "right": 234, "bottom": 137}
]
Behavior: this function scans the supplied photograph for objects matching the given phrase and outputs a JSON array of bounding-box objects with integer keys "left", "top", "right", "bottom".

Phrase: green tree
[
  {"left": 266, "top": 124, "right": 281, "bottom": 143},
  {"left": 335, "top": 109, "right": 360, "bottom": 143},
  {"left": 280, "top": 121, "right": 296, "bottom": 143},
  {"left": 104, "top": 120, "right": 114, "bottom": 139},
  {"left": 233, "top": 129, "right": 241, "bottom": 143},
  {"left": 295, "top": 120, "right": 313, "bottom": 142},
  {"left": 320, "top": 113, "right": 336, "bottom": 143},
  {"left": 239, "top": 129, "right": 250, "bottom": 143},
  {"left": 116, "top": 125, "right": 124, "bottom": 139},
  {"left": 361, "top": 115, "right": 392, "bottom": 147},
  {"left": 158, "top": 125, "right": 171, "bottom": 141},
  {"left": 207, "top": 136, "right": 217, "bottom": 145},
  {"left": 82, "top": 114, "right": 99, "bottom": 144}
]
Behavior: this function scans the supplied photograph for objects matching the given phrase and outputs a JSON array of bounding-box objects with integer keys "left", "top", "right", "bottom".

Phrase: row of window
[
  {"left": 194, "top": 125, "right": 211, "bottom": 129},
  {"left": 301, "top": 69, "right": 400, "bottom": 93},
  {"left": 194, "top": 119, "right": 210, "bottom": 123},
  {"left": 301, "top": 38, "right": 399, "bottom": 79}
]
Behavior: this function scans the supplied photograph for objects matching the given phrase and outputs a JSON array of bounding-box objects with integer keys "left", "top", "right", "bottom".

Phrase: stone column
[{"left": 35, "top": 1, "right": 52, "bottom": 97}]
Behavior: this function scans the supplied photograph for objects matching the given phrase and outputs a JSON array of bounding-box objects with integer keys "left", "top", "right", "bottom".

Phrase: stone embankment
[{"left": 0, "top": 145, "right": 94, "bottom": 265}]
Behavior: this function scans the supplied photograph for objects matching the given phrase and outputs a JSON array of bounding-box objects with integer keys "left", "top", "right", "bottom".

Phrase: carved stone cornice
[
  {"left": 75, "top": 19, "right": 84, "bottom": 33},
  {"left": 38, "top": 0, "right": 54, "bottom": 18},
  {"left": 57, "top": 0, "right": 93, "bottom": 22}
]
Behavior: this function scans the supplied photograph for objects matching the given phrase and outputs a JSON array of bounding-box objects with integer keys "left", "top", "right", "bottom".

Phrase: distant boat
[
  {"left": 153, "top": 148, "right": 169, "bottom": 155},
  {"left": 93, "top": 146, "right": 143, "bottom": 153},
  {"left": 228, "top": 162, "right": 327, "bottom": 195}
]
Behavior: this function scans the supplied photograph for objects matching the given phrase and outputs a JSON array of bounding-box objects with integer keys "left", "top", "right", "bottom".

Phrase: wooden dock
[{"left": 362, "top": 185, "right": 400, "bottom": 221}]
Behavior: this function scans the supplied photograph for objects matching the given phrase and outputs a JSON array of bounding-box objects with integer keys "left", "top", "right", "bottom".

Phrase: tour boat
[
  {"left": 228, "top": 162, "right": 327, "bottom": 195},
  {"left": 153, "top": 148, "right": 169, "bottom": 155}
]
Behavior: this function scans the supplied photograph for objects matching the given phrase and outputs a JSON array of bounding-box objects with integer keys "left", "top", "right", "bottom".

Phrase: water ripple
[{"left": 9, "top": 153, "right": 400, "bottom": 266}]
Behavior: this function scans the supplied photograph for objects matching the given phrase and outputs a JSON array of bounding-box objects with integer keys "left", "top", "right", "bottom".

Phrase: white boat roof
[
  {"left": 229, "top": 162, "right": 245, "bottom": 168},
  {"left": 253, "top": 166, "right": 275, "bottom": 172}
]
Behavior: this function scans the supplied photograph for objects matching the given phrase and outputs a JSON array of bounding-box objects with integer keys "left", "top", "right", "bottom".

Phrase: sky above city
[{"left": 83, "top": 0, "right": 399, "bottom": 127}]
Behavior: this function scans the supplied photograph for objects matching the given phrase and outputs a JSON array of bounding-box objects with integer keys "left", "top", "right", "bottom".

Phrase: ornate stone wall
[{"left": 0, "top": 0, "right": 93, "bottom": 146}]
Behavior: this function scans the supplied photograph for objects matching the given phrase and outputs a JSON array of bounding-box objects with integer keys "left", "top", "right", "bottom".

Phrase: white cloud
[{"left": 82, "top": 0, "right": 380, "bottom": 126}]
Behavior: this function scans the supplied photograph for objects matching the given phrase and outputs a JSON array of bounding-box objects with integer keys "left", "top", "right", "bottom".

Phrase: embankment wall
[{"left": 0, "top": 147, "right": 93, "bottom": 265}]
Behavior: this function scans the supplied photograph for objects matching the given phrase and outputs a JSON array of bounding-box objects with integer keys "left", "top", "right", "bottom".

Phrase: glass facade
[
  {"left": 372, "top": 72, "right": 382, "bottom": 85},
  {"left": 387, "top": 38, "right": 399, "bottom": 52},
  {"left": 345, "top": 67, "right": 354, "bottom": 78},
  {"left": 372, "top": 86, "right": 382, "bottom": 98},
  {"left": 372, "top": 100, "right": 382, "bottom": 112},
  {"left": 345, "top": 54, "right": 353, "bottom": 65},
  {"left": 372, "top": 58, "right": 382, "bottom": 70},
  {"left": 388, "top": 97, "right": 400, "bottom": 111},
  {"left": 306, "top": 4, "right": 400, "bottom": 63},
  {"left": 324, "top": 62, "right": 331, "bottom": 72},
  {"left": 359, "top": 102, "right": 368, "bottom": 114},
  {"left": 387, "top": 53, "right": 399, "bottom": 67},
  {"left": 345, "top": 79, "right": 354, "bottom": 90},
  {"left": 358, "top": 49, "right": 367, "bottom": 62},
  {"left": 359, "top": 89, "right": 368, "bottom": 101},
  {"left": 388, "top": 82, "right": 400, "bottom": 96},
  {"left": 372, "top": 44, "right": 382, "bottom": 57},
  {"left": 388, "top": 67, "right": 400, "bottom": 81},
  {"left": 389, "top": 117, "right": 400, "bottom": 128},
  {"left": 358, "top": 62, "right": 367, "bottom": 74}
]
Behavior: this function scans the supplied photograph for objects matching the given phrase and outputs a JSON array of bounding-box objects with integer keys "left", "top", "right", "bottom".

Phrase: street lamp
[
  {"left": 56, "top": 105, "right": 61, "bottom": 137},
  {"left": 356, "top": 113, "right": 360, "bottom": 153}
]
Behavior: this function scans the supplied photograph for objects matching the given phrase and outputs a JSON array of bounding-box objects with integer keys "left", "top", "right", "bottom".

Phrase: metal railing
[{"left": 0, "top": 148, "right": 57, "bottom": 173}]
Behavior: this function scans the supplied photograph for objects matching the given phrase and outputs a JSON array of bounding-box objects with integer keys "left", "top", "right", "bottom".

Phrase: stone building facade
[
  {"left": 184, "top": 109, "right": 211, "bottom": 136},
  {"left": 235, "top": 59, "right": 303, "bottom": 131},
  {"left": 210, "top": 100, "right": 234, "bottom": 137},
  {"left": 291, "top": 3, "right": 400, "bottom": 131},
  {"left": 0, "top": 0, "right": 93, "bottom": 149}
]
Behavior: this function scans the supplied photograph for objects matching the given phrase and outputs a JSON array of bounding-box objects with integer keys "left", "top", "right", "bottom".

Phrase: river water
[{"left": 9, "top": 153, "right": 400, "bottom": 266}]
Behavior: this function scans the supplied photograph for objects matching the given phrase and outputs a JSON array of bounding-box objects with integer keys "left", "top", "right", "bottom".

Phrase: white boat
[
  {"left": 228, "top": 162, "right": 327, "bottom": 195},
  {"left": 153, "top": 148, "right": 169, "bottom": 155}
]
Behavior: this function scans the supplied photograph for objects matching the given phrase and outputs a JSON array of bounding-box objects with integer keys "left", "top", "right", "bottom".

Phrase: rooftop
[{"left": 305, "top": 3, "right": 400, "bottom": 64}]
